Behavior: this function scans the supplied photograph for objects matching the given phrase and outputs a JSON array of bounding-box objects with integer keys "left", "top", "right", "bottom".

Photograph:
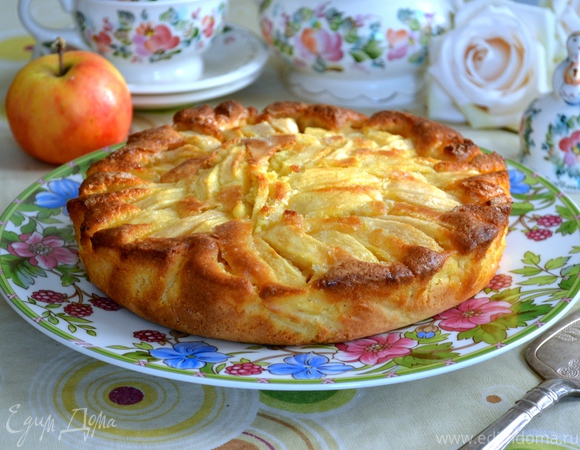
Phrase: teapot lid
[{"left": 554, "top": 31, "right": 580, "bottom": 105}]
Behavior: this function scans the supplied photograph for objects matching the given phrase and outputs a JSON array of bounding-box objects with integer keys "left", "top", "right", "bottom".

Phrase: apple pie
[{"left": 67, "top": 100, "right": 512, "bottom": 345}]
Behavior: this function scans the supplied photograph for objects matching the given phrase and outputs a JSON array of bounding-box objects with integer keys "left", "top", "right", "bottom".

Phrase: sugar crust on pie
[{"left": 67, "top": 100, "right": 512, "bottom": 345}]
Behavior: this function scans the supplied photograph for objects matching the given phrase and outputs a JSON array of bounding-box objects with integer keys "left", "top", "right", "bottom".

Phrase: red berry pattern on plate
[
  {"left": 90, "top": 296, "right": 122, "bottom": 311},
  {"left": 31, "top": 289, "right": 66, "bottom": 304},
  {"left": 133, "top": 329, "right": 167, "bottom": 343},
  {"left": 64, "top": 303, "right": 93, "bottom": 318}
]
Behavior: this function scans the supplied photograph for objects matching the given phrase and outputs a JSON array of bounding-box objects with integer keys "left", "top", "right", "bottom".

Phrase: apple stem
[{"left": 51, "top": 37, "right": 66, "bottom": 77}]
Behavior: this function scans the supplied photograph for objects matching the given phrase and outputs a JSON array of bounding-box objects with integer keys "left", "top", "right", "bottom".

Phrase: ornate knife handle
[{"left": 459, "top": 378, "right": 580, "bottom": 450}]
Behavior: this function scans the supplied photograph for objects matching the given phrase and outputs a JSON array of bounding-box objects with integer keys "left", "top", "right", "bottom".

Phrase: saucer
[
  {"left": 131, "top": 71, "right": 262, "bottom": 110},
  {"left": 127, "top": 23, "right": 268, "bottom": 96}
]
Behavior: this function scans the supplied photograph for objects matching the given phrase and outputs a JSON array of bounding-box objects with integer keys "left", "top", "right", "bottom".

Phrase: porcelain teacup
[
  {"left": 258, "top": 0, "right": 455, "bottom": 108},
  {"left": 18, "top": 0, "right": 228, "bottom": 85}
]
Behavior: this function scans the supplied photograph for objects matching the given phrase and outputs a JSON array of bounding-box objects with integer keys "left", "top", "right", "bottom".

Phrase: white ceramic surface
[
  {"left": 131, "top": 71, "right": 261, "bottom": 109},
  {"left": 1, "top": 152, "right": 580, "bottom": 391}
]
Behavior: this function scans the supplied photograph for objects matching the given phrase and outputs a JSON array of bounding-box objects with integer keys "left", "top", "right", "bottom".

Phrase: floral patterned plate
[{"left": 1, "top": 149, "right": 580, "bottom": 391}]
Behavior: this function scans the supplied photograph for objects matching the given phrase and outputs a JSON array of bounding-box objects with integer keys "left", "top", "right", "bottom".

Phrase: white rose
[{"left": 427, "top": 0, "right": 556, "bottom": 129}]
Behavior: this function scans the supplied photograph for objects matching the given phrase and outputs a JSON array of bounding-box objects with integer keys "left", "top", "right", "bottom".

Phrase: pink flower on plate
[
  {"left": 8, "top": 232, "right": 78, "bottom": 270},
  {"left": 436, "top": 297, "right": 512, "bottom": 332},
  {"left": 558, "top": 130, "right": 580, "bottom": 166},
  {"left": 134, "top": 23, "right": 180, "bottom": 56},
  {"left": 335, "top": 333, "right": 417, "bottom": 365},
  {"left": 299, "top": 27, "right": 343, "bottom": 63}
]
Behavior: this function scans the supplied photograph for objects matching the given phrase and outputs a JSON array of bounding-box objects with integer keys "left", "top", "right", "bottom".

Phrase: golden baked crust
[{"left": 67, "top": 100, "right": 511, "bottom": 345}]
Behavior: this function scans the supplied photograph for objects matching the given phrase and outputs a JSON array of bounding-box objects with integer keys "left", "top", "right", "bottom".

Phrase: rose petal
[
  {"left": 458, "top": 103, "right": 519, "bottom": 130},
  {"left": 426, "top": 78, "right": 466, "bottom": 123},
  {"left": 427, "top": 0, "right": 555, "bottom": 129}
]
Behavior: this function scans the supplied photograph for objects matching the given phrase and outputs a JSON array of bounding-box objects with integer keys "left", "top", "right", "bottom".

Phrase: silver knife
[{"left": 460, "top": 308, "right": 580, "bottom": 450}]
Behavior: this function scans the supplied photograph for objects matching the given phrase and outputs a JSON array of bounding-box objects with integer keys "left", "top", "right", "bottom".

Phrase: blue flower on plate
[
  {"left": 417, "top": 330, "right": 436, "bottom": 339},
  {"left": 509, "top": 169, "right": 530, "bottom": 195},
  {"left": 268, "top": 352, "right": 354, "bottom": 380},
  {"left": 149, "top": 341, "right": 229, "bottom": 370},
  {"left": 35, "top": 179, "right": 80, "bottom": 214}
]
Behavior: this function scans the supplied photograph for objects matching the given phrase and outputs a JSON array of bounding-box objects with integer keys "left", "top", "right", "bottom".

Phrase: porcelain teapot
[
  {"left": 521, "top": 31, "right": 580, "bottom": 193},
  {"left": 256, "top": 0, "right": 455, "bottom": 109}
]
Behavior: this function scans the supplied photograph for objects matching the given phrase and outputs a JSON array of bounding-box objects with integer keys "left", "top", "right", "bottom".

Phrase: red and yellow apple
[{"left": 5, "top": 50, "right": 132, "bottom": 165}]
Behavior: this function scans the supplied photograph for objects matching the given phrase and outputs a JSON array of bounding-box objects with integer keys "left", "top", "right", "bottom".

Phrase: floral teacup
[
  {"left": 18, "top": 0, "right": 228, "bottom": 85},
  {"left": 258, "top": 0, "right": 454, "bottom": 108}
]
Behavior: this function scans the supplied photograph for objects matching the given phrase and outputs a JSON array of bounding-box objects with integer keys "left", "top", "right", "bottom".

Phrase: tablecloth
[{"left": 1, "top": 1, "right": 580, "bottom": 449}]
